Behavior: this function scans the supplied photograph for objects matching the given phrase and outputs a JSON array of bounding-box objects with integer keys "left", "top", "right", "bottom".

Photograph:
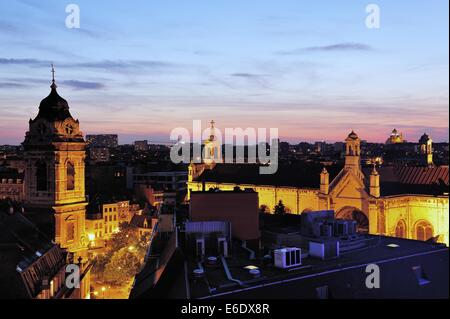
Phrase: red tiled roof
[{"left": 396, "top": 166, "right": 448, "bottom": 185}]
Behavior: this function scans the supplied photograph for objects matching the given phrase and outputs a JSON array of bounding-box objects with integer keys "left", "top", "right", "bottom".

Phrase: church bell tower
[
  {"left": 344, "top": 130, "right": 364, "bottom": 180},
  {"left": 22, "top": 66, "right": 88, "bottom": 254},
  {"left": 419, "top": 133, "right": 433, "bottom": 167}
]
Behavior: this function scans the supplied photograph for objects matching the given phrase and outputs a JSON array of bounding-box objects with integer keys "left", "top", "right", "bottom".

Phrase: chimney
[
  {"left": 370, "top": 167, "right": 380, "bottom": 198},
  {"left": 320, "top": 168, "right": 329, "bottom": 195}
]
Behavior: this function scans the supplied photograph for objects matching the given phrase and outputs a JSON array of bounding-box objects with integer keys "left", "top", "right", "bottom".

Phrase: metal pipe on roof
[
  {"left": 221, "top": 256, "right": 245, "bottom": 287},
  {"left": 241, "top": 240, "right": 256, "bottom": 260}
]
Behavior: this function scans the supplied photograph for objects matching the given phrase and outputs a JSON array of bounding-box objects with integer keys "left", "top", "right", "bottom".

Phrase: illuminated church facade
[{"left": 188, "top": 130, "right": 449, "bottom": 246}]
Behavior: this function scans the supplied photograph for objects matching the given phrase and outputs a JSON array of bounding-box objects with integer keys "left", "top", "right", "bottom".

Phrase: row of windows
[
  {"left": 395, "top": 220, "right": 434, "bottom": 241},
  {"left": 94, "top": 222, "right": 103, "bottom": 230},
  {"left": 0, "top": 189, "right": 22, "bottom": 193},
  {"left": 104, "top": 207, "right": 117, "bottom": 213},
  {"left": 104, "top": 215, "right": 117, "bottom": 222},
  {"left": 94, "top": 231, "right": 103, "bottom": 238},
  {"left": 105, "top": 225, "right": 114, "bottom": 234},
  {"left": 0, "top": 179, "right": 22, "bottom": 184}
]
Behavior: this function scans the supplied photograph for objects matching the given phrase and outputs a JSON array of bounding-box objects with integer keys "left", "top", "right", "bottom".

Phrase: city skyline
[{"left": 0, "top": 0, "right": 449, "bottom": 145}]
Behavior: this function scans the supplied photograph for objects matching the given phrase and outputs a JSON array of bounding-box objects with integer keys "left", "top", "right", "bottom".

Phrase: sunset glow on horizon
[{"left": 0, "top": 0, "right": 448, "bottom": 145}]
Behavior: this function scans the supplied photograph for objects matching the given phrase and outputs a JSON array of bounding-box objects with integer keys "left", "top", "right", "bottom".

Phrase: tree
[
  {"left": 274, "top": 200, "right": 286, "bottom": 215},
  {"left": 259, "top": 205, "right": 269, "bottom": 214},
  {"left": 91, "top": 221, "right": 151, "bottom": 286},
  {"left": 103, "top": 247, "right": 142, "bottom": 283}
]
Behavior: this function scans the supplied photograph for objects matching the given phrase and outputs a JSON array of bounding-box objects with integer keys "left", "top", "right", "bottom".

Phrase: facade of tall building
[
  {"left": 188, "top": 131, "right": 449, "bottom": 245},
  {"left": 21, "top": 70, "right": 90, "bottom": 298},
  {"left": 86, "top": 134, "right": 118, "bottom": 148},
  {"left": 88, "top": 147, "right": 111, "bottom": 163},
  {"left": 134, "top": 140, "right": 149, "bottom": 152},
  {"left": 85, "top": 200, "right": 133, "bottom": 248},
  {"left": 0, "top": 169, "right": 24, "bottom": 201}
]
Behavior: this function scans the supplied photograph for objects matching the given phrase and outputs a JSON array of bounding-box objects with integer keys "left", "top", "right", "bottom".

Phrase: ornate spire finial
[
  {"left": 51, "top": 63, "right": 57, "bottom": 90},
  {"left": 208, "top": 120, "right": 216, "bottom": 142},
  {"left": 371, "top": 162, "right": 378, "bottom": 175}
]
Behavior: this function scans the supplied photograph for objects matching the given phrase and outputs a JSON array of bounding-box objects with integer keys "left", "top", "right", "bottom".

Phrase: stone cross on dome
[{"left": 51, "top": 63, "right": 57, "bottom": 89}]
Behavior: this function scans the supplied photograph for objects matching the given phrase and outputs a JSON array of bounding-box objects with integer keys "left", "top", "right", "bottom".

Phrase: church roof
[
  {"left": 362, "top": 165, "right": 449, "bottom": 196},
  {"left": 194, "top": 163, "right": 342, "bottom": 189},
  {"left": 0, "top": 207, "right": 65, "bottom": 298},
  {"left": 194, "top": 162, "right": 448, "bottom": 197},
  {"left": 130, "top": 214, "right": 154, "bottom": 228}
]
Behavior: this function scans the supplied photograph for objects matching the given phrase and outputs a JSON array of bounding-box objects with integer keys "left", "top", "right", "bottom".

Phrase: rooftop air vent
[
  {"left": 249, "top": 269, "right": 261, "bottom": 278},
  {"left": 386, "top": 243, "right": 399, "bottom": 248},
  {"left": 206, "top": 256, "right": 218, "bottom": 266},
  {"left": 193, "top": 268, "right": 205, "bottom": 279}
]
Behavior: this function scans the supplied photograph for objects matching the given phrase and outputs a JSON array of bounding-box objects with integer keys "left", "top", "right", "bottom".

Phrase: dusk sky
[{"left": 0, "top": 0, "right": 448, "bottom": 145}]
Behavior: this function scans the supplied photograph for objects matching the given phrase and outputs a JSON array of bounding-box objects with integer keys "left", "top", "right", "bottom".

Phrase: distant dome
[
  {"left": 36, "top": 82, "right": 73, "bottom": 121},
  {"left": 419, "top": 133, "right": 431, "bottom": 144},
  {"left": 347, "top": 131, "right": 359, "bottom": 140}
]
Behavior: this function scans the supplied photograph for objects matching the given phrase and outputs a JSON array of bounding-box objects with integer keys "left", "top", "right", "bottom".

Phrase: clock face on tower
[
  {"left": 37, "top": 123, "right": 47, "bottom": 135},
  {"left": 65, "top": 123, "right": 74, "bottom": 135}
]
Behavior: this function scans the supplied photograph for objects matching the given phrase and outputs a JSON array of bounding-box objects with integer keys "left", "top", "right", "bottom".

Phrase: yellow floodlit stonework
[{"left": 188, "top": 131, "right": 449, "bottom": 246}]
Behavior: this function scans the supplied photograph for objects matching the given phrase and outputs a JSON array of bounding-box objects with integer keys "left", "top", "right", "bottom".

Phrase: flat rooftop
[{"left": 183, "top": 235, "right": 448, "bottom": 299}]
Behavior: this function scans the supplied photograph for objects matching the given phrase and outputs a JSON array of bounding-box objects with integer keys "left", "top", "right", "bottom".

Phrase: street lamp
[{"left": 101, "top": 286, "right": 106, "bottom": 299}]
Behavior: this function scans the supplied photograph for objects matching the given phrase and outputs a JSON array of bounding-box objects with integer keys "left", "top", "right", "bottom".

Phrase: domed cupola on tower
[{"left": 36, "top": 80, "right": 72, "bottom": 121}]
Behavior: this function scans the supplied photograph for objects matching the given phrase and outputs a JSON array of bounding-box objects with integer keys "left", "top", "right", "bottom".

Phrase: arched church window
[
  {"left": 395, "top": 220, "right": 407, "bottom": 238},
  {"left": 67, "top": 222, "right": 75, "bottom": 241},
  {"left": 36, "top": 161, "right": 48, "bottom": 191},
  {"left": 415, "top": 221, "right": 433, "bottom": 241},
  {"left": 67, "top": 162, "right": 75, "bottom": 191}
]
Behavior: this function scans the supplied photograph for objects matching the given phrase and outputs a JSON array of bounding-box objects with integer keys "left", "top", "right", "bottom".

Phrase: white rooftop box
[{"left": 274, "top": 247, "right": 302, "bottom": 269}]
